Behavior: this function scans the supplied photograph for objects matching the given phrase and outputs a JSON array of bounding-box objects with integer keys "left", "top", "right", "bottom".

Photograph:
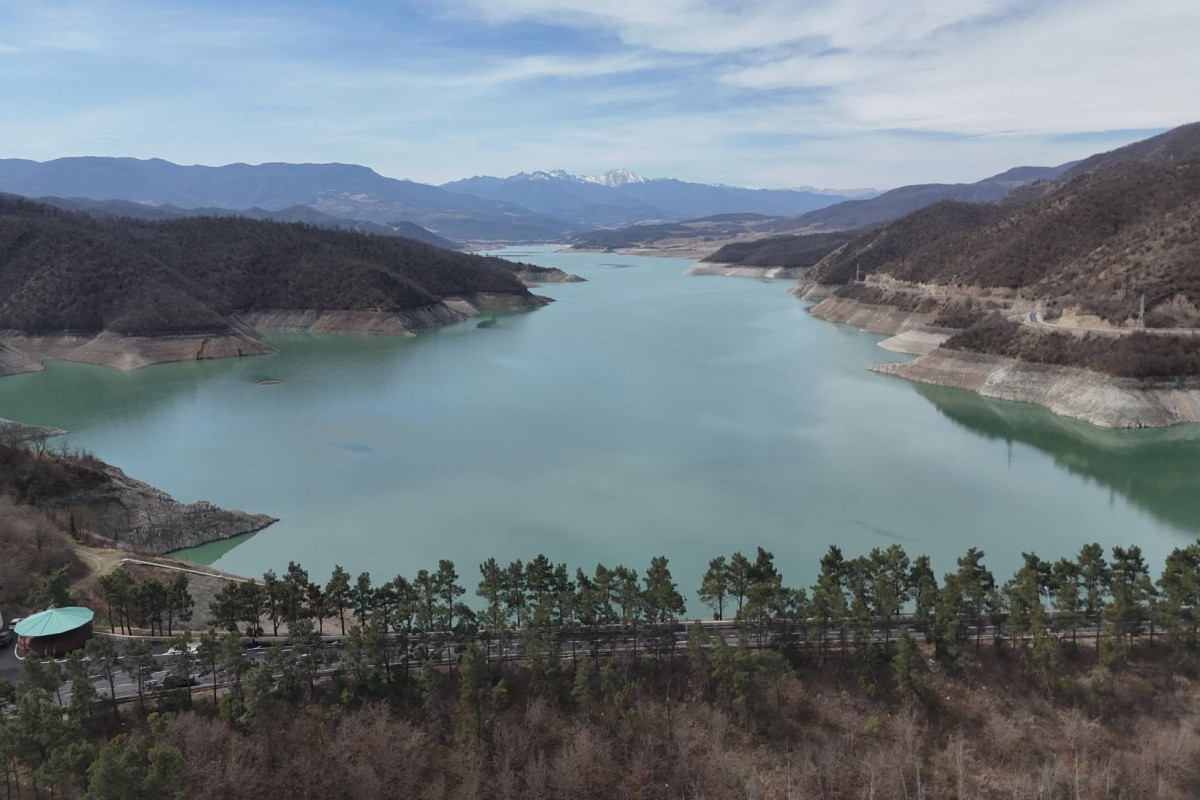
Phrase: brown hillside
[{"left": 808, "top": 124, "right": 1200, "bottom": 327}]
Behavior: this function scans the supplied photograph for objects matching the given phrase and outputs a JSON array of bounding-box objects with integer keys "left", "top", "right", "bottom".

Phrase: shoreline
[
  {"left": 0, "top": 294, "right": 549, "bottom": 377},
  {"left": 795, "top": 287, "right": 1200, "bottom": 429},
  {"left": 682, "top": 262, "right": 807, "bottom": 279}
]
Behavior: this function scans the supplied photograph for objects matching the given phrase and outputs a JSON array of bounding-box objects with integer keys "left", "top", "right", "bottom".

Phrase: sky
[{"left": 0, "top": 0, "right": 1197, "bottom": 190}]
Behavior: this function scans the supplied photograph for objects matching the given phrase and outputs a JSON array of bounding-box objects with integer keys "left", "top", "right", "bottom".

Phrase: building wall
[{"left": 16, "top": 620, "right": 94, "bottom": 659}]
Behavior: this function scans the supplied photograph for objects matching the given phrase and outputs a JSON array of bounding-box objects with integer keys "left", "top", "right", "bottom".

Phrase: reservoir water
[{"left": 2, "top": 246, "right": 1198, "bottom": 603}]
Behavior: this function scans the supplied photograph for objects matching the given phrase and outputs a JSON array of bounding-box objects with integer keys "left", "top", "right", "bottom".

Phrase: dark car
[{"left": 162, "top": 675, "right": 199, "bottom": 690}]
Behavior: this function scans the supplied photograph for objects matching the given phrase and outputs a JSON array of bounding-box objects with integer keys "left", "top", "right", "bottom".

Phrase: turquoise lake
[{"left": 1, "top": 246, "right": 1198, "bottom": 605}]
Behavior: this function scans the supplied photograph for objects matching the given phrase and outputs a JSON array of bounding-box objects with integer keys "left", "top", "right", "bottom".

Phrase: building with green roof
[{"left": 14, "top": 606, "right": 94, "bottom": 659}]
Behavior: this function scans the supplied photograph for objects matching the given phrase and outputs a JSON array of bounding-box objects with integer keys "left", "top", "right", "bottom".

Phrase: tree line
[
  {"left": 86, "top": 540, "right": 1200, "bottom": 694},
  {"left": 8, "top": 537, "right": 1200, "bottom": 798}
]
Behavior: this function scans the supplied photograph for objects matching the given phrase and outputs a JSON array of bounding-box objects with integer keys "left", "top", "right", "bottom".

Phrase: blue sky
[{"left": 1, "top": 0, "right": 1197, "bottom": 189}]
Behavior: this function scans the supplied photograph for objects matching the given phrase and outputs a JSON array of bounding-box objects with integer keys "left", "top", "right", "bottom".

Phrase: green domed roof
[{"left": 13, "top": 607, "right": 94, "bottom": 637}]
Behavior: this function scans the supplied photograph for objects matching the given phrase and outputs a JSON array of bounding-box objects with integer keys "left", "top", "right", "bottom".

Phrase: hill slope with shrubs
[
  {"left": 808, "top": 124, "right": 1200, "bottom": 328},
  {"left": 0, "top": 196, "right": 542, "bottom": 337}
]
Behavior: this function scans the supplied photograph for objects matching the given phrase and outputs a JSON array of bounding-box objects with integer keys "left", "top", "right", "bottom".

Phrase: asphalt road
[{"left": 3, "top": 614, "right": 1141, "bottom": 711}]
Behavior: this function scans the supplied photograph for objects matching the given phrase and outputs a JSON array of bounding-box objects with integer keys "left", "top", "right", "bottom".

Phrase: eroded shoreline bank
[
  {"left": 0, "top": 293, "right": 550, "bottom": 377},
  {"left": 794, "top": 284, "right": 1200, "bottom": 429}
]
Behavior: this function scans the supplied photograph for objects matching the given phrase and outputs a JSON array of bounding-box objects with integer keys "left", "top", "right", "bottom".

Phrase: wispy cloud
[{"left": 0, "top": 0, "right": 1194, "bottom": 188}]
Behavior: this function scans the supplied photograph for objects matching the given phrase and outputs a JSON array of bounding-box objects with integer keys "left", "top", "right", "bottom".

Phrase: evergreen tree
[
  {"left": 196, "top": 628, "right": 222, "bottom": 703},
  {"left": 809, "top": 546, "right": 849, "bottom": 662},
  {"left": 872, "top": 544, "right": 912, "bottom": 644},
  {"left": 325, "top": 565, "right": 352, "bottom": 635},
  {"left": 456, "top": 643, "right": 489, "bottom": 740},
  {"left": 1051, "top": 558, "right": 1082, "bottom": 643},
  {"left": 955, "top": 548, "right": 995, "bottom": 654},
  {"left": 85, "top": 635, "right": 121, "bottom": 713},
  {"left": 524, "top": 554, "right": 554, "bottom": 612},
  {"left": 934, "top": 572, "right": 969, "bottom": 667},
  {"left": 143, "top": 741, "right": 186, "bottom": 800},
  {"left": 435, "top": 559, "right": 464, "bottom": 630},
  {"left": 1157, "top": 543, "right": 1200, "bottom": 652},
  {"left": 1077, "top": 542, "right": 1111, "bottom": 652},
  {"left": 477, "top": 557, "right": 507, "bottom": 634},
  {"left": 123, "top": 639, "right": 156, "bottom": 712},
  {"left": 98, "top": 569, "right": 135, "bottom": 634},
  {"left": 891, "top": 626, "right": 921, "bottom": 708},
  {"left": 572, "top": 653, "right": 600, "bottom": 707},
  {"left": 166, "top": 573, "right": 193, "bottom": 636},
  {"left": 643, "top": 556, "right": 686, "bottom": 623},
  {"left": 698, "top": 555, "right": 729, "bottom": 620},
  {"left": 261, "top": 570, "right": 282, "bottom": 636},
  {"left": 352, "top": 571, "right": 375, "bottom": 625},
  {"left": 727, "top": 551, "right": 752, "bottom": 614},
  {"left": 1107, "top": 545, "right": 1155, "bottom": 656},
  {"left": 85, "top": 735, "right": 144, "bottom": 800},
  {"left": 503, "top": 559, "right": 527, "bottom": 626},
  {"left": 25, "top": 566, "right": 73, "bottom": 610},
  {"left": 909, "top": 555, "right": 939, "bottom": 643}
]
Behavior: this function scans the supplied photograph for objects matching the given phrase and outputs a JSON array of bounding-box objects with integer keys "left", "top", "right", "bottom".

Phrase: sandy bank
[
  {"left": 807, "top": 295, "right": 937, "bottom": 335},
  {"left": 874, "top": 349, "right": 1200, "bottom": 428},
  {"left": 0, "top": 330, "right": 277, "bottom": 372},
  {"left": 511, "top": 267, "right": 585, "bottom": 285},
  {"left": 0, "top": 294, "right": 550, "bottom": 377},
  {"left": 683, "top": 263, "right": 807, "bottom": 279},
  {"left": 570, "top": 243, "right": 723, "bottom": 259},
  {"left": 876, "top": 327, "right": 956, "bottom": 355}
]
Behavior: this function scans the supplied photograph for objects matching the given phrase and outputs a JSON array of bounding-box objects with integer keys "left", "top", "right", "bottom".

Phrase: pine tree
[
  {"left": 698, "top": 555, "right": 729, "bottom": 620},
  {"left": 325, "top": 565, "right": 352, "bottom": 635},
  {"left": 456, "top": 643, "right": 489, "bottom": 740},
  {"left": 891, "top": 627, "right": 921, "bottom": 709},
  {"left": 910, "top": 555, "right": 939, "bottom": 644},
  {"left": 1077, "top": 542, "right": 1111, "bottom": 653},
  {"left": 727, "top": 552, "right": 752, "bottom": 614},
  {"left": 955, "top": 548, "right": 995, "bottom": 654}
]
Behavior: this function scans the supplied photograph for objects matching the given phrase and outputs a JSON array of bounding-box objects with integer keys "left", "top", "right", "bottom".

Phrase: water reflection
[{"left": 915, "top": 383, "right": 1200, "bottom": 534}]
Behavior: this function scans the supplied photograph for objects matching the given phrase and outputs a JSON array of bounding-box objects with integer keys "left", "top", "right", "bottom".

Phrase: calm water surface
[{"left": 2, "top": 246, "right": 1198, "bottom": 605}]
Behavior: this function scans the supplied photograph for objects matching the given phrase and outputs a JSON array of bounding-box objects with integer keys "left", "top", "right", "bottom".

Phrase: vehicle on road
[{"left": 163, "top": 675, "right": 199, "bottom": 690}]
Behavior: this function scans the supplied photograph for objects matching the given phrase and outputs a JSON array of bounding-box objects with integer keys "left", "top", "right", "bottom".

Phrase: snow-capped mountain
[
  {"left": 506, "top": 168, "right": 648, "bottom": 187},
  {"left": 441, "top": 170, "right": 858, "bottom": 228},
  {"left": 580, "top": 169, "right": 647, "bottom": 187}
]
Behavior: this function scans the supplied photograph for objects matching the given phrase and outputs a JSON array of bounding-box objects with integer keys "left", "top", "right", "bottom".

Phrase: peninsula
[{"left": 0, "top": 196, "right": 560, "bottom": 375}]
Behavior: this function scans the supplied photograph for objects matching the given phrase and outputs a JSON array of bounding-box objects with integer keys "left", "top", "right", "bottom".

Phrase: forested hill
[
  {"left": 0, "top": 196, "right": 542, "bottom": 337},
  {"left": 808, "top": 123, "right": 1200, "bottom": 327},
  {"left": 26, "top": 195, "right": 458, "bottom": 250}
]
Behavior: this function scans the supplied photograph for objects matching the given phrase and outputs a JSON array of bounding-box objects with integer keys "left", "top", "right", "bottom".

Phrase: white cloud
[
  {"left": 454, "top": 0, "right": 1200, "bottom": 136},
  {"left": 720, "top": 0, "right": 1200, "bottom": 135},
  {"left": 449, "top": 0, "right": 1023, "bottom": 54}
]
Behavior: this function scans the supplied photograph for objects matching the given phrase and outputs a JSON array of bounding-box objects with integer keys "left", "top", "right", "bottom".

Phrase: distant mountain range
[
  {"left": 570, "top": 161, "right": 1075, "bottom": 256},
  {"left": 0, "top": 158, "right": 882, "bottom": 244},
  {"left": 787, "top": 163, "right": 1074, "bottom": 232},
  {"left": 441, "top": 169, "right": 867, "bottom": 227},
  {"left": 0, "top": 158, "right": 574, "bottom": 243}
]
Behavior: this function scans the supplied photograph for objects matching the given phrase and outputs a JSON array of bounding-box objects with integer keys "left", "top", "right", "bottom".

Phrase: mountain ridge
[{"left": 0, "top": 157, "right": 575, "bottom": 243}]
